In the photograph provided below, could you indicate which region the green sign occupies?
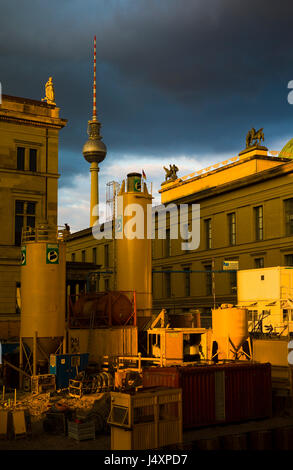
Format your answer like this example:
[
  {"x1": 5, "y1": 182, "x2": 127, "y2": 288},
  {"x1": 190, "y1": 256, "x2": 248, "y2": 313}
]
[
  {"x1": 133, "y1": 177, "x2": 141, "y2": 192},
  {"x1": 21, "y1": 246, "x2": 26, "y2": 266},
  {"x1": 46, "y1": 244, "x2": 59, "y2": 264}
]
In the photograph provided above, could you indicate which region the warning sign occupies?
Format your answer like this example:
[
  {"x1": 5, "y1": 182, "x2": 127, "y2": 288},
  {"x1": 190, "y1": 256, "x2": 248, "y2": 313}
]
[
  {"x1": 46, "y1": 244, "x2": 59, "y2": 264},
  {"x1": 21, "y1": 246, "x2": 26, "y2": 266}
]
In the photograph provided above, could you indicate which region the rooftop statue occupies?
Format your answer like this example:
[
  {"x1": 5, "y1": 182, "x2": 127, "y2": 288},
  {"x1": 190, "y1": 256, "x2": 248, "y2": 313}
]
[
  {"x1": 42, "y1": 77, "x2": 56, "y2": 105},
  {"x1": 163, "y1": 164, "x2": 179, "y2": 181},
  {"x1": 246, "y1": 127, "x2": 264, "y2": 148}
]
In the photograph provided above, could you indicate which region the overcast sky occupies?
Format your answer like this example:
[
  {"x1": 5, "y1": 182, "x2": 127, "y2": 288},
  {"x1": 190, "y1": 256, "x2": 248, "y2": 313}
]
[{"x1": 1, "y1": 0, "x2": 293, "y2": 231}]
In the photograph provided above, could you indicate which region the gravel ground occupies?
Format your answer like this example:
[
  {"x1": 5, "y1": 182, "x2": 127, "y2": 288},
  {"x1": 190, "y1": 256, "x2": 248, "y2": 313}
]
[{"x1": 1, "y1": 391, "x2": 293, "y2": 452}]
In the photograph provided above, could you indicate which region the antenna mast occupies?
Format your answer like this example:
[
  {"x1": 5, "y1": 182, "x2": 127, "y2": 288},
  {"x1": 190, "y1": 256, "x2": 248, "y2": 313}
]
[{"x1": 93, "y1": 35, "x2": 97, "y2": 121}]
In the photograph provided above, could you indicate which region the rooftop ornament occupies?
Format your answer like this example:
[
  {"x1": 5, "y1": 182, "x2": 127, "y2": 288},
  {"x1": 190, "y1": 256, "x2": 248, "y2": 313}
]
[
  {"x1": 245, "y1": 127, "x2": 264, "y2": 148},
  {"x1": 163, "y1": 164, "x2": 179, "y2": 182},
  {"x1": 41, "y1": 77, "x2": 56, "y2": 106}
]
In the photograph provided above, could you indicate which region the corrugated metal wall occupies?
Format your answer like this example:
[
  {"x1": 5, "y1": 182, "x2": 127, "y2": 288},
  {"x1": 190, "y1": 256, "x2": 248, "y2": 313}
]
[
  {"x1": 142, "y1": 362, "x2": 272, "y2": 429},
  {"x1": 224, "y1": 363, "x2": 272, "y2": 422}
]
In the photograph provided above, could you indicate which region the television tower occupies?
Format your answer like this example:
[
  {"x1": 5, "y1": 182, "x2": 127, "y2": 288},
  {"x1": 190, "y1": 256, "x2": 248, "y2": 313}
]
[{"x1": 83, "y1": 35, "x2": 107, "y2": 227}]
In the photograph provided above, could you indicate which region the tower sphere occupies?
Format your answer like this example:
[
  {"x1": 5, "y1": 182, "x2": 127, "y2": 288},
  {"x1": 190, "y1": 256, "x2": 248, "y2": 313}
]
[{"x1": 82, "y1": 119, "x2": 107, "y2": 164}]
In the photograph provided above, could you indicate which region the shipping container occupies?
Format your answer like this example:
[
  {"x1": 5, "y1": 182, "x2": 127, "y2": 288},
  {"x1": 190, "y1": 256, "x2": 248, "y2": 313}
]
[{"x1": 142, "y1": 362, "x2": 272, "y2": 429}]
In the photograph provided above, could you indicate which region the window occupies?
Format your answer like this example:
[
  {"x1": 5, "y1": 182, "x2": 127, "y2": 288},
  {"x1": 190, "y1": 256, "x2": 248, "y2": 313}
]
[
  {"x1": 283, "y1": 309, "x2": 289, "y2": 322},
  {"x1": 183, "y1": 267, "x2": 191, "y2": 297},
  {"x1": 228, "y1": 213, "x2": 236, "y2": 246},
  {"x1": 29, "y1": 149, "x2": 37, "y2": 172},
  {"x1": 92, "y1": 247, "x2": 97, "y2": 264},
  {"x1": 204, "y1": 219, "x2": 212, "y2": 249},
  {"x1": 285, "y1": 198, "x2": 293, "y2": 236},
  {"x1": 181, "y1": 223, "x2": 191, "y2": 252},
  {"x1": 17, "y1": 147, "x2": 25, "y2": 171},
  {"x1": 164, "y1": 270, "x2": 171, "y2": 298},
  {"x1": 254, "y1": 257, "x2": 264, "y2": 268},
  {"x1": 204, "y1": 265, "x2": 212, "y2": 296},
  {"x1": 285, "y1": 254, "x2": 293, "y2": 266},
  {"x1": 71, "y1": 252, "x2": 76, "y2": 262},
  {"x1": 165, "y1": 228, "x2": 171, "y2": 257},
  {"x1": 81, "y1": 250, "x2": 86, "y2": 262},
  {"x1": 104, "y1": 244, "x2": 109, "y2": 267},
  {"x1": 230, "y1": 271, "x2": 237, "y2": 294},
  {"x1": 254, "y1": 206, "x2": 263, "y2": 241},
  {"x1": 15, "y1": 200, "x2": 36, "y2": 246},
  {"x1": 248, "y1": 310, "x2": 258, "y2": 322},
  {"x1": 17, "y1": 147, "x2": 37, "y2": 171}
]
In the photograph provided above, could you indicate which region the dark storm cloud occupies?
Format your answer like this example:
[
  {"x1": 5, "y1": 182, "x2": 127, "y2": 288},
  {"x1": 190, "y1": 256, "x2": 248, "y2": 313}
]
[{"x1": 1, "y1": 0, "x2": 293, "y2": 184}]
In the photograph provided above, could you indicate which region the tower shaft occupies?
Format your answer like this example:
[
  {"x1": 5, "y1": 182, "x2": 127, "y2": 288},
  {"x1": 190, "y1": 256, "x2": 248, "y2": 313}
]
[{"x1": 90, "y1": 161, "x2": 99, "y2": 226}]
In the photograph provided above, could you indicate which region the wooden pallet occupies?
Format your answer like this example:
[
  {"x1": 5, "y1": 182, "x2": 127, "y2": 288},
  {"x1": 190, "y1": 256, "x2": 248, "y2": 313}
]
[{"x1": 67, "y1": 420, "x2": 95, "y2": 441}]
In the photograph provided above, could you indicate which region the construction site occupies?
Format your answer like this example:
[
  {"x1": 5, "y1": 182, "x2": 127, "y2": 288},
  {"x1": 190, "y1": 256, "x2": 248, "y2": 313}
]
[{"x1": 2, "y1": 37, "x2": 293, "y2": 453}]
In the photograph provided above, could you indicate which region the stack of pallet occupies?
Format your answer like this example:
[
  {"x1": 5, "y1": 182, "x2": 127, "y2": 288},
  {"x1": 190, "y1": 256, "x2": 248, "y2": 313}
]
[{"x1": 67, "y1": 420, "x2": 95, "y2": 441}]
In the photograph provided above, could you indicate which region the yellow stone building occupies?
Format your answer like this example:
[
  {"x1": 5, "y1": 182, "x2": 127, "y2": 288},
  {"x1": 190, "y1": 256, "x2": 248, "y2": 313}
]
[
  {"x1": 65, "y1": 145, "x2": 293, "y2": 326},
  {"x1": 0, "y1": 93, "x2": 67, "y2": 327}
]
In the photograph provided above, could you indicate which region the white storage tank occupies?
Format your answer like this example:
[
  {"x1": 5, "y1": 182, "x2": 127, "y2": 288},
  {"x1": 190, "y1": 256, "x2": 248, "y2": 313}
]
[{"x1": 212, "y1": 304, "x2": 249, "y2": 360}]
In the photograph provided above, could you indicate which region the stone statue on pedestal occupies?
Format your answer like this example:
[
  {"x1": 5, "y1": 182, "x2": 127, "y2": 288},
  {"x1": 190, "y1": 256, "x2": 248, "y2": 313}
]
[
  {"x1": 163, "y1": 164, "x2": 179, "y2": 181},
  {"x1": 42, "y1": 77, "x2": 56, "y2": 105},
  {"x1": 246, "y1": 127, "x2": 264, "y2": 148}
]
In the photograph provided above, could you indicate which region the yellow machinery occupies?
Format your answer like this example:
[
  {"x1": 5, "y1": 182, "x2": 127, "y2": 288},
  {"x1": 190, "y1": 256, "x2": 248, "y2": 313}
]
[
  {"x1": 252, "y1": 338, "x2": 293, "y2": 393},
  {"x1": 211, "y1": 304, "x2": 251, "y2": 361},
  {"x1": 115, "y1": 173, "x2": 152, "y2": 322},
  {"x1": 144, "y1": 309, "x2": 209, "y2": 366},
  {"x1": 147, "y1": 328, "x2": 208, "y2": 366},
  {"x1": 19, "y1": 223, "x2": 67, "y2": 379},
  {"x1": 108, "y1": 387, "x2": 182, "y2": 450}
]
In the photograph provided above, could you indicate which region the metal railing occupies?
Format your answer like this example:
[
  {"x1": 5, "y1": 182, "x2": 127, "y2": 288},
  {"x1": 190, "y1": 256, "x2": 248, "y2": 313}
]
[{"x1": 22, "y1": 224, "x2": 70, "y2": 243}]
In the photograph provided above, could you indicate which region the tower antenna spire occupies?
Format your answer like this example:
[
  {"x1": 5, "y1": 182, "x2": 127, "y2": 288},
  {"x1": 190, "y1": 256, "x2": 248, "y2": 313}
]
[{"x1": 93, "y1": 35, "x2": 97, "y2": 121}]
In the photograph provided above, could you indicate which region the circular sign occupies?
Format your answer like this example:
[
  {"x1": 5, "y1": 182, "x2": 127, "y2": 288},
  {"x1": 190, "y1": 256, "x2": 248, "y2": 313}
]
[{"x1": 48, "y1": 250, "x2": 59, "y2": 263}]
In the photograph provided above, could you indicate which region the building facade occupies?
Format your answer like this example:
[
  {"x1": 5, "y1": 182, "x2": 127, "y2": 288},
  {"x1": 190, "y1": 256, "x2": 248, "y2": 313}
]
[
  {"x1": 0, "y1": 94, "x2": 66, "y2": 323},
  {"x1": 155, "y1": 148, "x2": 293, "y2": 320},
  {"x1": 65, "y1": 145, "x2": 293, "y2": 325}
]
